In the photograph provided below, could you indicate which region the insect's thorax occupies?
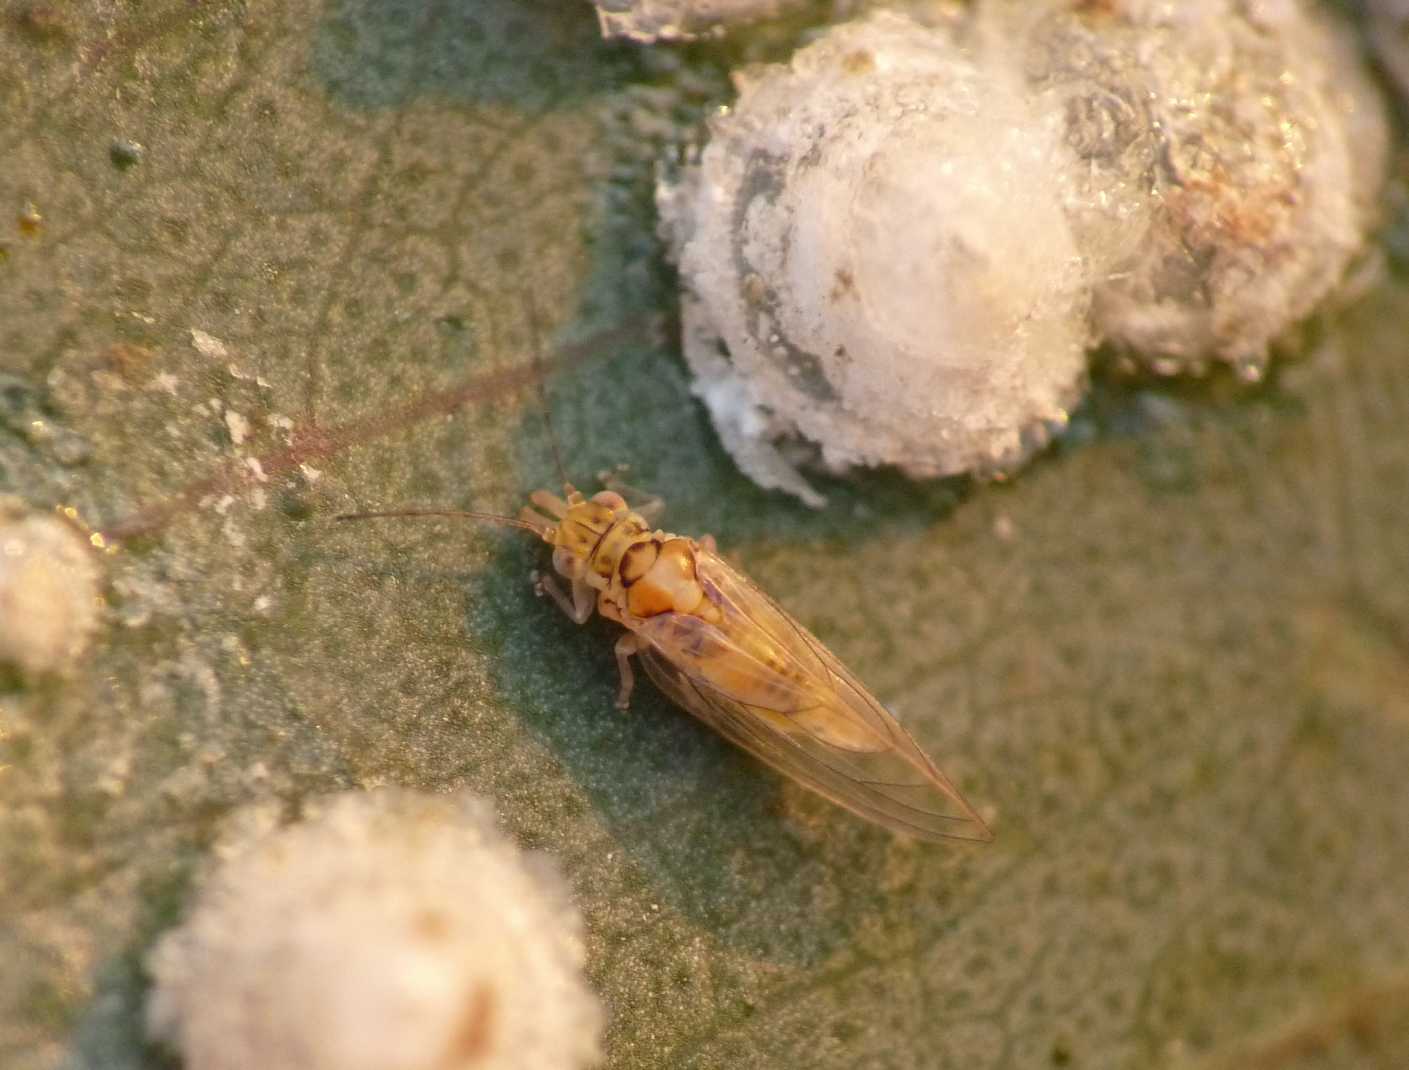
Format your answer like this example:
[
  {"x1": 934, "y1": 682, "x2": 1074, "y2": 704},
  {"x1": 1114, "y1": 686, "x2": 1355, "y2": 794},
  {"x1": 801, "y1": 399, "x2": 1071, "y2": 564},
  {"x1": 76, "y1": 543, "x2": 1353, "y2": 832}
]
[
  {"x1": 581, "y1": 515, "x2": 650, "y2": 588},
  {"x1": 612, "y1": 533, "x2": 710, "y2": 619},
  {"x1": 552, "y1": 502, "x2": 710, "y2": 621}
]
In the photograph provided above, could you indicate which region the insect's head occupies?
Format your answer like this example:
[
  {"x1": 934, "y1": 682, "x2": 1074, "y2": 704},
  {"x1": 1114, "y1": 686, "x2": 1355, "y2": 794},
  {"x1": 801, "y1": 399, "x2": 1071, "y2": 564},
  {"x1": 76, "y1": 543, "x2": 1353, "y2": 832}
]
[{"x1": 519, "y1": 486, "x2": 632, "y2": 582}]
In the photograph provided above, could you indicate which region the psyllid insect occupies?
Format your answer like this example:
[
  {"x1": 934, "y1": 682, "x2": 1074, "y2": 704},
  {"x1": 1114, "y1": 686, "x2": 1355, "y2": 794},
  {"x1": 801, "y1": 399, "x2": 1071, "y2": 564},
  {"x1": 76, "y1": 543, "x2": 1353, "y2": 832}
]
[{"x1": 341, "y1": 483, "x2": 992, "y2": 844}]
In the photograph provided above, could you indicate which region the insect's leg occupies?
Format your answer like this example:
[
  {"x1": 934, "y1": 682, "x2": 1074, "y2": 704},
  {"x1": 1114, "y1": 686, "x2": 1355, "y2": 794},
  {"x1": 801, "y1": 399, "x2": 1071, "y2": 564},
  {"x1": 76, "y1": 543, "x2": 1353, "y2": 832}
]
[
  {"x1": 600, "y1": 470, "x2": 666, "y2": 525},
  {"x1": 533, "y1": 571, "x2": 595, "y2": 624},
  {"x1": 613, "y1": 632, "x2": 646, "y2": 711},
  {"x1": 529, "y1": 490, "x2": 569, "y2": 518},
  {"x1": 699, "y1": 534, "x2": 717, "y2": 553},
  {"x1": 518, "y1": 504, "x2": 555, "y2": 531},
  {"x1": 638, "y1": 498, "x2": 668, "y2": 526},
  {"x1": 634, "y1": 498, "x2": 667, "y2": 526}
]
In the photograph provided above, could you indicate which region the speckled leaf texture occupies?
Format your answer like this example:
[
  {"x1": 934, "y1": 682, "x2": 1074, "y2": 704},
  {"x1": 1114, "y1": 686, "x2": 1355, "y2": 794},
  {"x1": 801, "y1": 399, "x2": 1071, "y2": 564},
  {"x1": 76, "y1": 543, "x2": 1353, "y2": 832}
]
[{"x1": 2, "y1": 3, "x2": 1408, "y2": 1068}]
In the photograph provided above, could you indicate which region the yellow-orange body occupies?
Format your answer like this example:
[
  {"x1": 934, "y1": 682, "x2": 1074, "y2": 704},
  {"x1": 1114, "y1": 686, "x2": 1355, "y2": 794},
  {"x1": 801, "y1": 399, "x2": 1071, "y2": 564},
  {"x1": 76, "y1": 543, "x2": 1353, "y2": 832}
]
[
  {"x1": 527, "y1": 487, "x2": 818, "y2": 723},
  {"x1": 516, "y1": 484, "x2": 990, "y2": 843}
]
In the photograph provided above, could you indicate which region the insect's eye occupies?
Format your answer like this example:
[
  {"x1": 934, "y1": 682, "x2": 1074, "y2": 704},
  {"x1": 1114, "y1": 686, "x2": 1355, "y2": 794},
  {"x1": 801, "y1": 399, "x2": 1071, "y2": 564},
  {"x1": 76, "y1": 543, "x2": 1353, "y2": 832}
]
[{"x1": 591, "y1": 491, "x2": 627, "y2": 512}]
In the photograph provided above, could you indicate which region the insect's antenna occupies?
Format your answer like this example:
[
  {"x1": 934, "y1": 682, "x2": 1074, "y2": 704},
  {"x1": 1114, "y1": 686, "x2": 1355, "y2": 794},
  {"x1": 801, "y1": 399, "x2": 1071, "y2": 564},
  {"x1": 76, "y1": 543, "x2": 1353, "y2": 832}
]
[
  {"x1": 524, "y1": 292, "x2": 570, "y2": 488},
  {"x1": 335, "y1": 509, "x2": 552, "y2": 541}
]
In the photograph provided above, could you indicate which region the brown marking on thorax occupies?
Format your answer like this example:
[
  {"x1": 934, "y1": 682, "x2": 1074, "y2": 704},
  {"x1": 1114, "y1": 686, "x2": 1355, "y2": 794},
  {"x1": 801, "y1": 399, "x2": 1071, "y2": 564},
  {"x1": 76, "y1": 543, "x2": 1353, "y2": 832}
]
[
  {"x1": 550, "y1": 497, "x2": 723, "y2": 626},
  {"x1": 552, "y1": 502, "x2": 647, "y2": 592},
  {"x1": 587, "y1": 516, "x2": 647, "y2": 586},
  {"x1": 618, "y1": 538, "x2": 660, "y2": 585}
]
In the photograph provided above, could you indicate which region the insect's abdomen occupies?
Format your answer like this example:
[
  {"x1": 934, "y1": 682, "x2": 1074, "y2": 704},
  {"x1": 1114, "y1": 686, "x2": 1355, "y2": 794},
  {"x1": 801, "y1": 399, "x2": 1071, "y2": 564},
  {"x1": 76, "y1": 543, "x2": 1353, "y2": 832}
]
[{"x1": 619, "y1": 537, "x2": 706, "y2": 618}]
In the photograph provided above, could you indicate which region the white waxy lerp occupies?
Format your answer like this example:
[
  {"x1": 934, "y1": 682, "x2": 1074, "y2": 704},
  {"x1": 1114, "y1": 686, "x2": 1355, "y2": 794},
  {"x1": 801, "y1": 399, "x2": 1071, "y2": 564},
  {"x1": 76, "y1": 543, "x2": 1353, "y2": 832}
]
[
  {"x1": 659, "y1": 13, "x2": 1092, "y2": 506},
  {"x1": 993, "y1": 0, "x2": 1388, "y2": 378},
  {"x1": 146, "y1": 790, "x2": 602, "y2": 1070},
  {"x1": 0, "y1": 498, "x2": 101, "y2": 676}
]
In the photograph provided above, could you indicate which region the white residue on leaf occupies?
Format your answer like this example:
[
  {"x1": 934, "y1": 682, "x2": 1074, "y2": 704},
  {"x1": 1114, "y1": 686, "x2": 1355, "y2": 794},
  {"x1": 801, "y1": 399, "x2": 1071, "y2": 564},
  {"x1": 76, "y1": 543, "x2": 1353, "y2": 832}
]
[
  {"x1": 189, "y1": 329, "x2": 230, "y2": 360},
  {"x1": 146, "y1": 790, "x2": 603, "y2": 1070},
  {"x1": 592, "y1": 0, "x2": 805, "y2": 42},
  {"x1": 223, "y1": 409, "x2": 249, "y2": 446},
  {"x1": 221, "y1": 515, "x2": 246, "y2": 548},
  {"x1": 225, "y1": 362, "x2": 272, "y2": 389}
]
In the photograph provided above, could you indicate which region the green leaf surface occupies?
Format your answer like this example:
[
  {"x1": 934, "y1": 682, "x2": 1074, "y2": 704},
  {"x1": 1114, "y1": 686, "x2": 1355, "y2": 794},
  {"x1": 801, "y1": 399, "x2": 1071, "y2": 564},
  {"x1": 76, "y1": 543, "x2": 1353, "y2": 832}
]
[{"x1": 2, "y1": 2, "x2": 1408, "y2": 1068}]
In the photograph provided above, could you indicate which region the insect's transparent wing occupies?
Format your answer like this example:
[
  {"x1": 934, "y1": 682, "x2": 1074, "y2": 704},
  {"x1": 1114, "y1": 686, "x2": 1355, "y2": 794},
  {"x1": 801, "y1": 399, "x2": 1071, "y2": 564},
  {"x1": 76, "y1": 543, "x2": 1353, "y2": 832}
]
[
  {"x1": 628, "y1": 607, "x2": 816, "y2": 717},
  {"x1": 638, "y1": 649, "x2": 989, "y2": 843},
  {"x1": 632, "y1": 547, "x2": 991, "y2": 842},
  {"x1": 698, "y1": 549, "x2": 986, "y2": 788}
]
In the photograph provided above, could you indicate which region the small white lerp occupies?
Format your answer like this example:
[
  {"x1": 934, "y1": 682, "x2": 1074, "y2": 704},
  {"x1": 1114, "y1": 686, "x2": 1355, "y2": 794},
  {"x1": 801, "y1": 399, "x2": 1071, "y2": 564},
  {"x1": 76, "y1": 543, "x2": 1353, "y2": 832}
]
[{"x1": 146, "y1": 790, "x2": 602, "y2": 1070}]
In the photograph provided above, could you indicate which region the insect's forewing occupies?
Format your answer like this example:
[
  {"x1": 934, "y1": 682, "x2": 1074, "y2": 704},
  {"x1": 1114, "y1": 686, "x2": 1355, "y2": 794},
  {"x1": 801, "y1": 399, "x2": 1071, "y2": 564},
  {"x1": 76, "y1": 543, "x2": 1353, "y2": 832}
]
[{"x1": 634, "y1": 546, "x2": 991, "y2": 843}]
